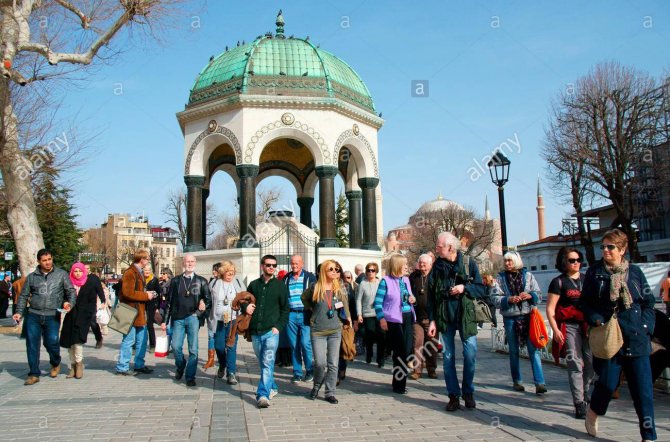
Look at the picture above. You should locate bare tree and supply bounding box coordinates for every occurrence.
[0,0,185,276]
[542,62,668,261]
[162,187,217,248]
[406,205,498,268]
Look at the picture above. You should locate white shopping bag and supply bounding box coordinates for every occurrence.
[155,334,168,358]
[96,307,111,325]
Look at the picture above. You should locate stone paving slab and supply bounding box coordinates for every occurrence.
[1,319,669,441]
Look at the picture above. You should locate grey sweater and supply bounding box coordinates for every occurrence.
[302,286,351,335]
[356,279,379,318]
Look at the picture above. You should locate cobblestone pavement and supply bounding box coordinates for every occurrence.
[1,320,669,441]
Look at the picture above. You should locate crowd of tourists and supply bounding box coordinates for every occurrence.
[8,228,667,441]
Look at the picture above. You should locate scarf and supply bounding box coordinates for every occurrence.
[505,271,524,296]
[146,274,154,284]
[69,262,88,288]
[605,259,633,310]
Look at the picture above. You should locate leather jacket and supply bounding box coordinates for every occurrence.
[16,267,77,317]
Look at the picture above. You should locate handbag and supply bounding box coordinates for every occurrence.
[589,311,624,359]
[529,307,549,349]
[108,302,138,335]
[474,299,492,323]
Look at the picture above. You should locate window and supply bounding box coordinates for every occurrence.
[530,266,537,271]
[122,240,127,247]
[541,265,548,270]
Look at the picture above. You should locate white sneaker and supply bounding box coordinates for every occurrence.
[257,397,270,408]
[585,407,598,437]
[269,389,278,400]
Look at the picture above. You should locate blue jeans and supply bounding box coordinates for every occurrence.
[116,326,148,372]
[503,317,545,385]
[251,330,279,401]
[214,320,238,375]
[208,329,214,350]
[171,314,200,381]
[285,311,313,377]
[591,355,656,441]
[25,313,61,377]
[441,325,477,396]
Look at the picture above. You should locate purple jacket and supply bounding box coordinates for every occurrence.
[374,275,415,323]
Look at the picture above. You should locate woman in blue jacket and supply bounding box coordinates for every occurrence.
[581,229,656,441]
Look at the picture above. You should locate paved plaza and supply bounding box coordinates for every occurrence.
[1,318,669,442]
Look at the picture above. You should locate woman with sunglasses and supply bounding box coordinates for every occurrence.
[356,262,383,367]
[301,260,351,404]
[546,247,594,419]
[581,229,656,441]
[374,254,415,394]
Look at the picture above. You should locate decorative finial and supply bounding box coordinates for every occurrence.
[276,10,285,37]
[437,192,443,200]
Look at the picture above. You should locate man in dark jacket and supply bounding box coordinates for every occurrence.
[283,254,316,383]
[162,254,211,387]
[13,249,77,385]
[427,232,484,411]
[247,254,289,408]
[409,253,438,380]
[0,273,11,318]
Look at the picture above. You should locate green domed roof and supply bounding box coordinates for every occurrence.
[188,16,375,113]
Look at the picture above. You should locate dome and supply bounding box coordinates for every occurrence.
[416,194,464,214]
[188,12,375,113]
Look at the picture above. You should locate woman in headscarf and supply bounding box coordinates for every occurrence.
[581,229,656,441]
[60,263,100,379]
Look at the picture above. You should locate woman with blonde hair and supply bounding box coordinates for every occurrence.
[301,260,351,404]
[209,260,246,385]
[374,253,416,394]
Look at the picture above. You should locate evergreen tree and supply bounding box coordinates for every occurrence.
[335,192,349,247]
[32,152,82,268]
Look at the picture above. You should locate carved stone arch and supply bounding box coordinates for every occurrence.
[184,125,242,176]
[333,130,378,178]
[244,117,330,167]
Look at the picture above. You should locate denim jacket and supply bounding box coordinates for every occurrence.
[580,260,655,357]
[491,269,541,317]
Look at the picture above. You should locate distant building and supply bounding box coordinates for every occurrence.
[81,214,178,276]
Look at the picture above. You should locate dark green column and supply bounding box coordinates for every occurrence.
[345,190,363,248]
[358,177,380,250]
[297,196,314,228]
[201,187,209,249]
[184,175,205,252]
[236,165,259,248]
[316,166,338,248]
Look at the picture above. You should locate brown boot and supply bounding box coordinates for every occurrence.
[24,376,40,386]
[203,349,215,371]
[75,362,84,379]
[66,366,76,379]
[50,364,60,378]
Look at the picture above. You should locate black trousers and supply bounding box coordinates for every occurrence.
[89,312,102,342]
[387,312,414,393]
[146,303,157,348]
[0,297,9,318]
[362,317,385,365]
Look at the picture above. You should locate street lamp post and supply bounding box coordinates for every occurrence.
[487,151,511,252]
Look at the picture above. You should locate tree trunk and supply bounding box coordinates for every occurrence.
[0,77,44,276]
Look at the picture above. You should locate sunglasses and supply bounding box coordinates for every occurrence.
[366,269,376,273]
[264,263,278,268]
[600,244,617,251]
[327,267,341,273]
[567,258,582,264]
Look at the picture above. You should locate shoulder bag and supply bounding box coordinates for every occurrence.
[108,273,140,335]
[589,310,623,359]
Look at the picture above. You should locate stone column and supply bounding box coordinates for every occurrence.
[359,177,380,250]
[184,175,205,252]
[236,165,259,248]
[345,190,362,248]
[201,187,209,249]
[297,196,314,228]
[316,166,338,247]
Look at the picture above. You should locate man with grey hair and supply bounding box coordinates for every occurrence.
[427,232,484,411]
[409,253,438,379]
[354,264,365,285]
[161,254,211,387]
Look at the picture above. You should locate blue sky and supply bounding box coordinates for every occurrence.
[62,1,670,247]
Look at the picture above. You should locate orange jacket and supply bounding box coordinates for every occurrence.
[661,278,670,302]
[12,276,26,305]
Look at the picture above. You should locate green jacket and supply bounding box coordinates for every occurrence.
[427,253,484,340]
[247,276,289,336]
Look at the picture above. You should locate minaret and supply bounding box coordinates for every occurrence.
[484,195,490,220]
[536,176,546,240]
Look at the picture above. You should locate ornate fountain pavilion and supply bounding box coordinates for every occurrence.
[177,12,384,280]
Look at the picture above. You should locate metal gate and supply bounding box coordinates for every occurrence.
[259,225,318,274]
